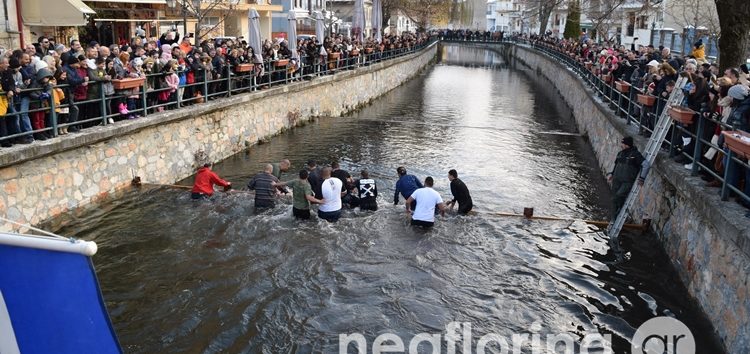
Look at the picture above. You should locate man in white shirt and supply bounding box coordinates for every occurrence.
[405,177,446,228]
[318,167,343,222]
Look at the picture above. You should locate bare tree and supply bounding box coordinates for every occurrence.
[520,0,567,35]
[665,0,720,35]
[181,0,240,41]
[399,0,452,29]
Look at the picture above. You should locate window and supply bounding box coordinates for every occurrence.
[201,17,220,28]
[627,12,635,36]
[637,15,649,30]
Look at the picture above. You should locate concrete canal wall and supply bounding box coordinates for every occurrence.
[496,42,748,353]
[0,43,437,231]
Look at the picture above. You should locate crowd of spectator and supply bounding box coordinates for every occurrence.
[0,30,431,147]
[528,33,750,206]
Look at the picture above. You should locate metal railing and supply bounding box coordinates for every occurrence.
[0,38,437,147]
[523,39,750,207]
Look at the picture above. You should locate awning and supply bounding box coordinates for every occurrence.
[22,0,95,27]
[83,0,166,3]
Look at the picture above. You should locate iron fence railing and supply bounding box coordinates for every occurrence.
[0,38,437,146]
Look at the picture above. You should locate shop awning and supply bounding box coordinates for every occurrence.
[22,0,95,27]
[83,0,166,3]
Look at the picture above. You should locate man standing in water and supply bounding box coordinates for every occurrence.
[319,167,343,222]
[405,177,446,228]
[271,159,291,179]
[355,170,378,211]
[446,169,473,214]
[607,136,650,217]
[191,163,232,199]
[248,164,280,209]
[274,170,325,220]
[306,159,323,199]
[394,166,423,209]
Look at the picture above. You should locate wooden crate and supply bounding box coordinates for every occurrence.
[112,77,145,90]
[668,106,696,125]
[723,131,750,159]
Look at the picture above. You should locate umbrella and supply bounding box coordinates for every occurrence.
[371,0,382,42]
[287,11,298,61]
[314,11,327,56]
[352,0,365,42]
[248,8,263,64]
[315,11,326,41]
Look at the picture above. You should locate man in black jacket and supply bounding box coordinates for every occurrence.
[446,169,473,215]
[607,136,650,217]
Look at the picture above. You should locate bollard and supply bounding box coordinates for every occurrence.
[523,207,534,218]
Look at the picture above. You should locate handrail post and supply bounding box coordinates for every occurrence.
[140,81,148,117]
[203,68,209,100]
[691,114,705,175]
[100,82,108,125]
[49,86,58,137]
[721,150,733,201]
[225,65,232,96]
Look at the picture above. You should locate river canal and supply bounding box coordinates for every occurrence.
[58,44,721,353]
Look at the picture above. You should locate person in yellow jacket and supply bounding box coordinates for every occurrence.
[691,39,706,65]
[51,71,68,135]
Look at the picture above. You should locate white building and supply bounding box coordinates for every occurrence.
[385,10,414,35]
[486,0,523,32]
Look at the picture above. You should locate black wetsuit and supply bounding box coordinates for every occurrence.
[450,178,473,214]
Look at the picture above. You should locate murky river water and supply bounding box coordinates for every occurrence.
[58,45,722,353]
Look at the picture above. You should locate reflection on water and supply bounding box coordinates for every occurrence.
[57,44,722,353]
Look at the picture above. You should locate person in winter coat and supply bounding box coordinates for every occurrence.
[87,57,111,124]
[62,56,86,132]
[158,59,179,109]
[691,39,706,65]
[722,85,750,205]
[607,136,650,217]
[191,162,231,199]
[28,68,53,140]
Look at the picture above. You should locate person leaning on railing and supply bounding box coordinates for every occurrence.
[721,85,750,205]
[0,56,13,147]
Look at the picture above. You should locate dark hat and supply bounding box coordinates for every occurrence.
[397,166,406,175]
[694,39,703,48]
[66,56,79,65]
[622,136,634,147]
[8,57,20,69]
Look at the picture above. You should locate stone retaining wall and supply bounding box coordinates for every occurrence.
[0,43,437,231]
[502,42,749,353]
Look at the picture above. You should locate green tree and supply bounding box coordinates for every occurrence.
[563,0,581,40]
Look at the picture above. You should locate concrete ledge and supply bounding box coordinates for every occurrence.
[0,43,436,169]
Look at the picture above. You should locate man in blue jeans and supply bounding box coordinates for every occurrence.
[318,167,343,222]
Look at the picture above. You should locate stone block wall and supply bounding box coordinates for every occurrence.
[507,43,749,353]
[0,44,437,231]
